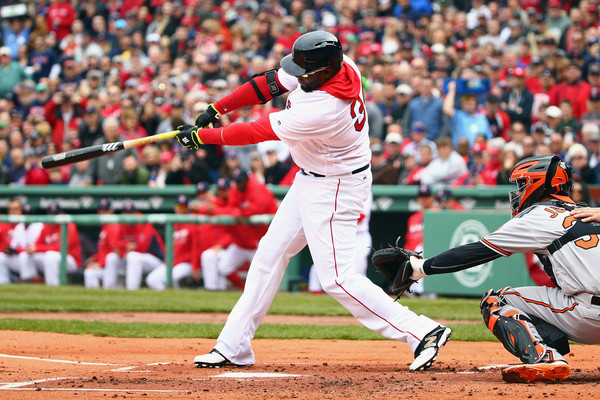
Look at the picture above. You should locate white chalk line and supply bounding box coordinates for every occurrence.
[0,353,121,366]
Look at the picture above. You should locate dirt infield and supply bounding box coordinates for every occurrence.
[1,316,600,399]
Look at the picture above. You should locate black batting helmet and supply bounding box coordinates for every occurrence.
[280,31,343,77]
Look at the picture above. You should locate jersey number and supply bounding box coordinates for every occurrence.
[350,97,366,132]
[561,214,600,250]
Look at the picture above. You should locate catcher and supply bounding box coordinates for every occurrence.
[372,155,600,383]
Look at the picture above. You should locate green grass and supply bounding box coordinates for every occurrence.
[0,285,492,341]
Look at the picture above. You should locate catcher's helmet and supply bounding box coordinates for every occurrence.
[509,155,573,217]
[280,31,343,77]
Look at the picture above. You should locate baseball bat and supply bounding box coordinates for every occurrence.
[41,130,180,169]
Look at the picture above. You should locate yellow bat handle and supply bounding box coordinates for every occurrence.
[123,130,180,149]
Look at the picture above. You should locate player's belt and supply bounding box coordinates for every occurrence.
[300,164,369,178]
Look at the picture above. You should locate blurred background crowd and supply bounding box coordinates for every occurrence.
[0,0,599,205]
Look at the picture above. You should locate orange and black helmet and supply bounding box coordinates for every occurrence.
[509,155,573,217]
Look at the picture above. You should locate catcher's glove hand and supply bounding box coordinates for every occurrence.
[371,244,421,300]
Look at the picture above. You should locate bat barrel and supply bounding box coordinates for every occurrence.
[41,143,123,169]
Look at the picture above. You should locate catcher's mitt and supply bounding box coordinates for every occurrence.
[371,245,421,299]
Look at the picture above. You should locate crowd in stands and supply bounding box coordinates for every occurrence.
[1,0,600,200]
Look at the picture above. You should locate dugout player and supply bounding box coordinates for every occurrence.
[176,31,451,371]
[394,155,600,383]
[83,198,124,289]
[146,195,199,290]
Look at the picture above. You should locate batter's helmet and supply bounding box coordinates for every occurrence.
[509,155,573,217]
[280,31,343,77]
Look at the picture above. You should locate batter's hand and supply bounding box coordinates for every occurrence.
[570,207,600,223]
[195,104,220,128]
[176,124,204,150]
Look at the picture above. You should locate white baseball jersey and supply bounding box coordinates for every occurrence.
[481,202,600,296]
[270,55,371,176]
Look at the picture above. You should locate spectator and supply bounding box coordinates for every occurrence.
[436,188,463,210]
[402,76,444,141]
[580,89,600,126]
[443,81,492,149]
[571,178,595,207]
[68,159,93,187]
[0,46,28,98]
[371,143,399,185]
[44,90,85,152]
[18,202,82,286]
[83,198,124,289]
[565,143,595,184]
[555,99,580,139]
[550,62,591,121]
[401,121,437,164]
[481,93,511,141]
[500,67,535,130]
[146,195,200,290]
[421,136,468,186]
[120,153,150,185]
[78,106,103,148]
[90,117,137,185]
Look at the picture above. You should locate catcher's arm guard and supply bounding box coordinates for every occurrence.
[371,246,422,300]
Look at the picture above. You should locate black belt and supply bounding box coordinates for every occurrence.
[592,296,600,306]
[300,164,369,178]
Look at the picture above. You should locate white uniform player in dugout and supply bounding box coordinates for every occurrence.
[388,155,600,383]
[176,31,451,371]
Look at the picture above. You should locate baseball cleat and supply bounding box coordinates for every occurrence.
[502,360,570,383]
[194,348,247,368]
[410,325,452,371]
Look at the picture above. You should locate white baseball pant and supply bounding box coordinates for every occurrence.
[146,262,193,290]
[0,253,21,284]
[213,170,440,365]
[83,252,123,289]
[201,248,228,290]
[125,251,164,290]
[19,251,78,286]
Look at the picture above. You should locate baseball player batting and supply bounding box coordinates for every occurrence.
[177,31,451,370]
[372,155,600,383]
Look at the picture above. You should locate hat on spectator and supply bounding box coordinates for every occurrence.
[35,82,48,92]
[531,122,547,134]
[472,141,487,155]
[322,12,337,27]
[217,178,231,190]
[431,43,445,54]
[411,121,426,134]
[541,68,554,77]
[146,33,161,43]
[530,56,543,66]
[98,198,112,211]
[542,36,557,45]
[30,130,41,140]
[488,60,501,70]
[453,41,466,51]
[232,168,249,181]
[196,181,210,193]
[548,0,561,8]
[85,106,98,114]
[175,194,189,206]
[417,185,432,197]
[589,36,599,45]
[122,201,137,213]
[115,19,127,30]
[0,46,10,56]
[125,78,138,88]
[526,7,538,15]
[554,49,567,58]
[510,66,526,78]
[384,132,403,144]
[436,188,454,201]
[396,83,413,96]
[486,93,500,103]
[545,105,562,118]
[48,202,62,214]
[87,69,103,80]
[590,88,600,101]
[225,148,238,159]
[371,143,384,155]
[159,151,174,163]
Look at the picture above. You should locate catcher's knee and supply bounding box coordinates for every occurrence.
[482,302,544,364]
[480,287,511,329]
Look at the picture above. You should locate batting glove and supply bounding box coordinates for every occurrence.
[176,124,204,149]
[195,104,221,128]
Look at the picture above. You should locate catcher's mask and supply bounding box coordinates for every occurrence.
[280,31,343,77]
[509,155,573,217]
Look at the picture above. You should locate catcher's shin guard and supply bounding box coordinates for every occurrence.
[480,289,544,364]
